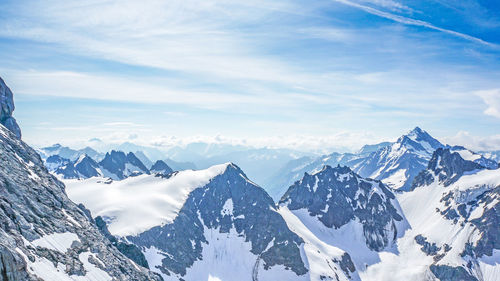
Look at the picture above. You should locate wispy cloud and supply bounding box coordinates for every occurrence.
[442,131,500,152]
[1,0,500,150]
[476,89,500,118]
[332,0,496,47]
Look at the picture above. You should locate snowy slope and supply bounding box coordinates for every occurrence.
[363,150,500,281]
[64,164,228,236]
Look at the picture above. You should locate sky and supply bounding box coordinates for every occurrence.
[0,0,499,152]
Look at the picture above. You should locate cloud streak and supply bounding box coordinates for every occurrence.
[332,0,496,47]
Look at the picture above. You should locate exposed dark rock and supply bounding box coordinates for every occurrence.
[0,77,21,139]
[414,234,441,256]
[280,165,404,251]
[468,186,500,258]
[95,216,149,268]
[0,115,159,280]
[412,148,484,190]
[430,265,478,281]
[128,163,307,277]
[150,160,173,175]
[99,150,150,179]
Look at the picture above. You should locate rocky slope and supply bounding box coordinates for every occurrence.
[0,77,21,139]
[0,121,159,280]
[279,165,409,272]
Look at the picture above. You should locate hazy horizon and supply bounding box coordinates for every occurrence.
[1,0,499,152]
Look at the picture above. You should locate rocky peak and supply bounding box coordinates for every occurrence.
[0,77,21,139]
[412,148,485,189]
[150,160,173,174]
[101,150,127,164]
[99,150,149,179]
[398,126,443,152]
[281,165,405,251]
[127,162,307,279]
[73,154,101,178]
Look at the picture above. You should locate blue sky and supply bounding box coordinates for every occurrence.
[0,0,499,152]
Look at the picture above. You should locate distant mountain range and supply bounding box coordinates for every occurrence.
[266,127,499,200]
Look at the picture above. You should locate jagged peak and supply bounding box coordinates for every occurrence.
[395,127,443,152]
[75,154,98,166]
[428,148,483,172]
[412,148,485,189]
[219,162,246,176]
[312,164,354,177]
[150,160,173,174]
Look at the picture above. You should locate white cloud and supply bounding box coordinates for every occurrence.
[442,131,500,151]
[359,0,412,12]
[476,89,500,118]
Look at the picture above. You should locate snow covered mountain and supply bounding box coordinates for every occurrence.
[480,150,500,163]
[0,78,159,280]
[64,163,359,281]
[46,150,152,180]
[98,150,150,180]
[265,152,368,200]
[52,155,103,179]
[149,160,173,175]
[447,146,498,170]
[38,143,103,162]
[267,127,444,199]
[355,127,444,191]
[363,148,500,280]
[278,165,409,272]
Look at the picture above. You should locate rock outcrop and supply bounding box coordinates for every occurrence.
[0,77,21,139]
[0,77,160,280]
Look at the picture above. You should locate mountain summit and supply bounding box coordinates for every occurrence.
[267,127,445,198]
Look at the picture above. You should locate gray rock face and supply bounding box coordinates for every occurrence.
[150,160,173,175]
[457,186,500,259]
[414,234,441,256]
[99,150,150,179]
[280,165,405,251]
[94,216,149,269]
[430,265,478,281]
[38,144,103,162]
[0,77,21,139]
[0,124,159,280]
[55,155,102,179]
[412,148,484,189]
[127,163,307,279]
[449,146,499,169]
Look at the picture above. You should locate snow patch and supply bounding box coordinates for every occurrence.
[31,232,80,254]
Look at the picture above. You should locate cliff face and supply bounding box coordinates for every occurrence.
[0,77,21,139]
[0,76,160,280]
